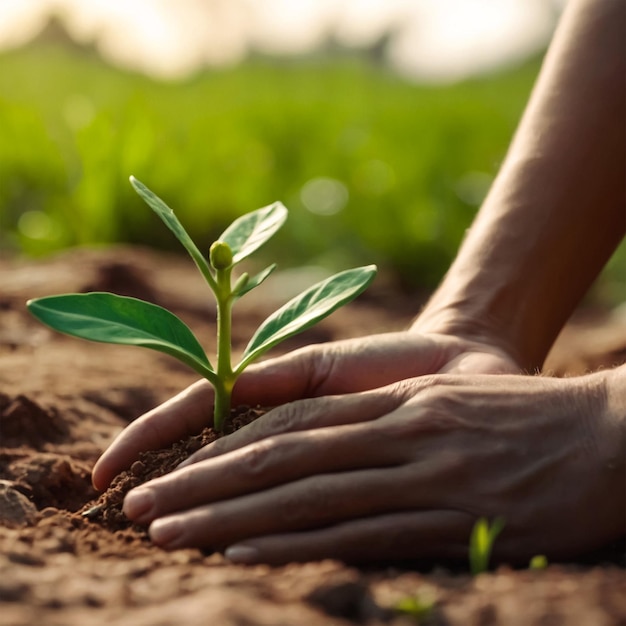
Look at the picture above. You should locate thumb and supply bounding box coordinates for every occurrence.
[91,347,321,491]
[234,331,446,402]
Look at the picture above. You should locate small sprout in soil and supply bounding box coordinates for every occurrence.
[393,592,436,623]
[27,177,377,433]
[529,554,548,570]
[469,516,505,575]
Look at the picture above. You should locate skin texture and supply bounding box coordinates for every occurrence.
[92,0,626,565]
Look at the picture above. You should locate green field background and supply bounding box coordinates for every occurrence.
[1,42,623,301]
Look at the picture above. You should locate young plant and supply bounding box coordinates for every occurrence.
[468,516,505,575]
[529,554,548,570]
[393,592,436,623]
[27,177,377,433]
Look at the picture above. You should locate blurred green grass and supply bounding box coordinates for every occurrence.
[0,41,623,300]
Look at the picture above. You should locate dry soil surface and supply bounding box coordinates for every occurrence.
[1,247,625,626]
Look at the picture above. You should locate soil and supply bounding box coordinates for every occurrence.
[1,246,625,626]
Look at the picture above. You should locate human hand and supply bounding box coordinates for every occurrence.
[119,367,625,565]
[92,329,520,491]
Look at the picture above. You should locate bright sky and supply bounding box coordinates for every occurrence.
[0,0,565,81]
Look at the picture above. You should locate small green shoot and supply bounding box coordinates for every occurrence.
[529,554,548,570]
[27,177,377,433]
[469,516,505,575]
[394,592,436,623]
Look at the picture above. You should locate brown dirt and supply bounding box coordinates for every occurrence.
[80,407,264,532]
[0,246,625,626]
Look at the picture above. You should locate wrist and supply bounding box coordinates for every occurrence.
[410,299,527,370]
[591,365,626,534]
[603,365,626,464]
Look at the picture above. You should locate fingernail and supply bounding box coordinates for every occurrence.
[225,544,260,565]
[123,489,154,520]
[150,518,182,547]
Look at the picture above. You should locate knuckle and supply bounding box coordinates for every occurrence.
[409,376,460,411]
[269,392,338,432]
[236,438,276,480]
[310,352,337,395]
[389,378,421,401]
[390,374,446,402]
[265,402,302,434]
[384,378,465,439]
[296,343,339,396]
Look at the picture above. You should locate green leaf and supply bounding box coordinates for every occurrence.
[233,264,277,301]
[469,517,505,575]
[129,176,216,289]
[236,265,377,372]
[27,293,216,381]
[220,202,287,264]
[469,518,488,574]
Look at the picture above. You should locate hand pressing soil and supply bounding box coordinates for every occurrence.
[80,406,265,532]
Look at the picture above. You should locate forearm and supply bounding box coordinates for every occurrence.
[413,0,625,370]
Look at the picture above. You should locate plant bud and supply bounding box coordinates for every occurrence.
[209,241,233,269]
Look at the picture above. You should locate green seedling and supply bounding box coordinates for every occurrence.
[529,554,548,570]
[469,516,505,575]
[394,592,436,623]
[27,177,377,433]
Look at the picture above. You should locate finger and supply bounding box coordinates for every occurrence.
[141,458,460,550]
[230,332,446,400]
[145,468,410,549]
[93,332,444,490]
[92,348,326,490]
[179,383,409,468]
[226,512,542,566]
[225,510,475,565]
[92,344,337,490]
[124,417,407,525]
[92,379,214,490]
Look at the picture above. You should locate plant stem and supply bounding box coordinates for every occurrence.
[213,265,236,433]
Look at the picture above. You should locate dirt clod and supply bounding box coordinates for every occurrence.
[0,482,38,527]
[1,395,69,448]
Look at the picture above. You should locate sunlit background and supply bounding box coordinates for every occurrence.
[0,0,563,81]
[0,0,622,299]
